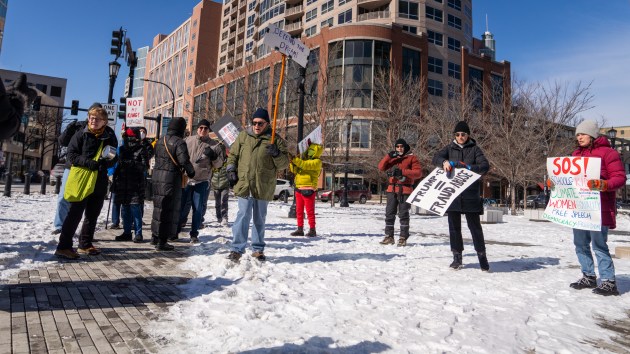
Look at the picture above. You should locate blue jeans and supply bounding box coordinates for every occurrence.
[573,227,615,281]
[53,168,70,230]
[231,196,268,254]
[179,181,209,237]
[122,204,143,237]
[111,194,121,226]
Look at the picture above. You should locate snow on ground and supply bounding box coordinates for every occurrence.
[1,193,630,353]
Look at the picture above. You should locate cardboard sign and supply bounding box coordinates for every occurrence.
[210,115,243,147]
[407,167,481,216]
[261,23,310,68]
[298,125,322,153]
[542,156,602,231]
[126,97,144,127]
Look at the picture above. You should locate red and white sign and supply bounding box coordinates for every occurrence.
[126,97,144,127]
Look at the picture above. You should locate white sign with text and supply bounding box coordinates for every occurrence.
[298,125,322,153]
[125,97,144,127]
[102,103,118,129]
[407,167,481,216]
[261,23,310,68]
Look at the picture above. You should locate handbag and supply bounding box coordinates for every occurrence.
[64,142,104,202]
[163,137,188,188]
[298,189,315,197]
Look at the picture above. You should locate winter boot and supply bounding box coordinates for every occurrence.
[449,252,463,270]
[380,236,395,245]
[306,228,317,237]
[133,235,143,243]
[569,273,597,290]
[592,280,620,296]
[190,236,199,244]
[150,236,159,246]
[397,236,408,247]
[227,251,242,262]
[477,252,490,271]
[115,233,133,241]
[290,227,304,236]
[155,243,175,251]
[251,251,266,261]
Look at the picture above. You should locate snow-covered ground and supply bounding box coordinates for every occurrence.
[1,193,630,353]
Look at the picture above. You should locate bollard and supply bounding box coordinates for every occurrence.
[55,175,62,194]
[3,173,12,197]
[40,175,47,195]
[23,173,31,195]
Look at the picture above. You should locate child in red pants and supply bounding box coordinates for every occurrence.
[289,142,323,237]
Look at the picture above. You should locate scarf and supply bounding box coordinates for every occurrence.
[88,125,105,137]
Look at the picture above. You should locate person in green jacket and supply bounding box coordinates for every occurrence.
[211,143,230,226]
[226,108,289,262]
[289,141,323,237]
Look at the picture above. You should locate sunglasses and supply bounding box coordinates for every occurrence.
[198,126,209,131]
[395,145,405,148]
[252,121,267,127]
[455,133,468,137]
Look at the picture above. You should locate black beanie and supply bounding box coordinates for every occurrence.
[198,119,211,128]
[252,107,270,123]
[453,121,470,134]
[395,138,410,155]
[168,117,187,138]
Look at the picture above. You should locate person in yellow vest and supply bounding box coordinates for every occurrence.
[289,141,323,237]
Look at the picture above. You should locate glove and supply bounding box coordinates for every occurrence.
[86,160,99,171]
[204,146,217,160]
[456,161,471,170]
[388,151,399,158]
[546,178,555,191]
[392,167,403,178]
[226,164,238,186]
[587,179,608,191]
[265,144,280,157]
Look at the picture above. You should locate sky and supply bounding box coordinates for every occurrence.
[1,0,628,127]
[1,193,630,352]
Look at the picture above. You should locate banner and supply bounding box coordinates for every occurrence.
[298,125,322,153]
[542,156,601,231]
[210,115,243,147]
[406,167,481,216]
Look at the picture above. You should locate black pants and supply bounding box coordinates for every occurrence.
[384,192,410,237]
[214,188,229,221]
[447,212,486,253]
[57,182,107,250]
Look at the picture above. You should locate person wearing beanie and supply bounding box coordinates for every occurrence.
[226,107,289,262]
[150,117,195,251]
[432,120,490,271]
[378,138,422,246]
[289,141,324,237]
[568,120,626,296]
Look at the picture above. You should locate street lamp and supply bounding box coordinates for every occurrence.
[141,78,175,118]
[607,127,617,148]
[340,113,353,207]
[108,61,121,104]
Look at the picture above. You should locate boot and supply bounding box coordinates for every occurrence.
[449,252,463,270]
[380,235,395,245]
[115,233,133,241]
[155,243,175,251]
[306,228,317,237]
[397,237,407,247]
[592,280,620,296]
[290,227,304,236]
[477,252,489,271]
[150,236,159,246]
[569,273,597,290]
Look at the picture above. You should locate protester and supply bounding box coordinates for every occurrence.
[227,108,289,262]
[151,118,195,251]
[54,107,117,259]
[289,141,323,237]
[432,121,490,271]
[211,143,230,226]
[0,74,36,140]
[377,138,422,246]
[112,127,150,243]
[568,120,626,296]
[177,119,224,243]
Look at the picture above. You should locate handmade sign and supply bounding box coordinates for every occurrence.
[407,167,480,216]
[298,125,322,153]
[210,115,243,147]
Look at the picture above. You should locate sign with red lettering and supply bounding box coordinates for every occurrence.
[126,97,144,127]
[543,157,601,230]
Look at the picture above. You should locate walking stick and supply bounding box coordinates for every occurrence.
[105,182,112,229]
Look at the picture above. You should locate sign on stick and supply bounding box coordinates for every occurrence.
[261,23,310,68]
[126,97,144,127]
[210,115,243,147]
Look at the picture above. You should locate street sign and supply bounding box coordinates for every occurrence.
[102,103,118,129]
[126,97,144,127]
[123,77,131,97]
[261,23,310,68]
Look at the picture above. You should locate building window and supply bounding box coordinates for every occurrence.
[321,17,333,28]
[305,25,317,37]
[247,27,255,38]
[468,67,483,109]
[35,84,47,94]
[50,86,62,97]
[245,42,254,52]
[188,73,193,80]
[402,47,420,79]
[338,9,352,24]
[249,1,256,11]
[425,6,443,22]
[448,61,461,78]
[306,8,318,22]
[448,37,461,51]
[338,0,349,5]
[428,56,443,74]
[402,25,417,34]
[448,0,461,11]
[321,0,334,14]
[344,120,371,149]
[192,33,196,40]
[428,79,443,96]
[307,0,317,5]
[447,14,462,29]
[399,0,419,20]
[427,30,443,46]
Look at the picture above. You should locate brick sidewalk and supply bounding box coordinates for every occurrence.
[0,221,200,354]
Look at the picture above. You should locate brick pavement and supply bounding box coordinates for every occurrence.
[0,218,200,354]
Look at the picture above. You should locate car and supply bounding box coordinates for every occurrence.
[319,184,372,204]
[533,194,549,209]
[523,195,538,208]
[274,178,294,201]
[483,198,499,206]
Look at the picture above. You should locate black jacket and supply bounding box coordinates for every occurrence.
[59,120,87,169]
[113,139,149,205]
[67,125,118,196]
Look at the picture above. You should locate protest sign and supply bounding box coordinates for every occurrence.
[210,115,243,147]
[542,156,601,231]
[126,97,144,127]
[407,167,481,216]
[298,125,322,153]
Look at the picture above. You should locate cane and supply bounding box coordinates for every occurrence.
[105,182,112,229]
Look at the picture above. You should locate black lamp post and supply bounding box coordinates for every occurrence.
[108,61,121,104]
[142,78,175,118]
[607,127,617,148]
[340,114,353,207]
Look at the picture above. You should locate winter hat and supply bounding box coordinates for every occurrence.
[125,127,136,137]
[453,121,470,135]
[252,107,270,123]
[394,138,410,155]
[88,102,103,110]
[575,120,600,138]
[168,117,187,138]
[198,119,211,128]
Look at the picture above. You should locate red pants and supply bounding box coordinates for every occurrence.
[296,191,316,229]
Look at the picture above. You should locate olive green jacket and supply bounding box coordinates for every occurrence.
[227,126,289,200]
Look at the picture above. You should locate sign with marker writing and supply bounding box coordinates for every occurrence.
[125,97,144,127]
[298,125,322,153]
[210,115,243,147]
[261,23,310,68]
[542,156,601,231]
[406,167,480,216]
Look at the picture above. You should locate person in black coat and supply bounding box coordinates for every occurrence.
[151,117,195,250]
[432,121,490,271]
[55,107,118,259]
[113,127,149,243]
[0,73,36,140]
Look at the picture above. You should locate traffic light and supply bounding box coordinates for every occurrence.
[111,28,124,57]
[71,100,79,115]
[32,96,41,111]
[118,97,126,120]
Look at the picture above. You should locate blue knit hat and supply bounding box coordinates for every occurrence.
[252,108,270,123]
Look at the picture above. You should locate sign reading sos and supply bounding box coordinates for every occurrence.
[550,157,591,176]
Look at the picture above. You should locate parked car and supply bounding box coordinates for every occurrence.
[533,194,550,209]
[483,198,499,206]
[274,178,294,200]
[522,195,538,208]
[319,184,372,204]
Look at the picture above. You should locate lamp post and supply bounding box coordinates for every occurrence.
[543,150,548,198]
[142,78,175,119]
[108,61,121,104]
[340,114,353,207]
[607,127,617,148]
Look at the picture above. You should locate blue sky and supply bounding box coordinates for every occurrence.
[1,0,628,127]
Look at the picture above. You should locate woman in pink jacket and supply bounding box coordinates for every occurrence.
[569,120,626,296]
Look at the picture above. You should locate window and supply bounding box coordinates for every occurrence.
[346,120,371,149]
[448,0,461,11]
[338,9,352,24]
[338,0,349,5]
[247,14,256,26]
[249,1,256,11]
[50,86,62,97]
[321,17,333,28]
[307,0,317,5]
[246,42,254,52]
[426,6,443,22]
[402,25,417,34]
[305,25,317,37]
[402,47,420,79]
[428,79,443,96]
[428,56,443,74]
[399,0,419,20]
[247,27,255,38]
[427,30,443,46]
[321,0,334,14]
[448,14,462,29]
[448,62,461,78]
[448,37,461,51]
[468,67,483,109]
[306,8,318,22]
[35,84,47,94]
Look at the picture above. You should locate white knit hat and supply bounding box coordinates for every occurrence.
[575,120,599,138]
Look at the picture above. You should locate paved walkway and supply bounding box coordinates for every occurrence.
[0,215,200,354]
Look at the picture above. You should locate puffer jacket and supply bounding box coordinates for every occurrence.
[212,162,229,190]
[572,136,626,229]
[432,138,490,214]
[113,138,149,205]
[378,152,422,194]
[227,126,289,201]
[185,134,224,183]
[290,143,323,190]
